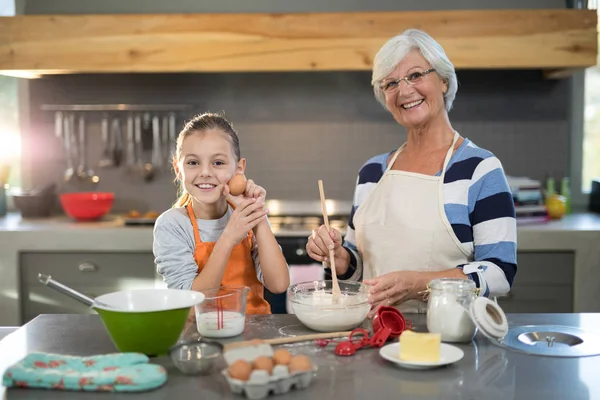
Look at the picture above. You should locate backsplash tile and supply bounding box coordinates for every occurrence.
[24,70,570,214]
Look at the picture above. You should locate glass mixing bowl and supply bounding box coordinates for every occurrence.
[287,280,370,332]
[168,339,223,375]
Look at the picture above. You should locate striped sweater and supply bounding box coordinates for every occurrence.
[340,138,517,298]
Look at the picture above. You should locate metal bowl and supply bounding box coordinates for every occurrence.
[168,339,223,375]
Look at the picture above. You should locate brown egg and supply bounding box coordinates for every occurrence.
[252,356,274,375]
[288,355,313,373]
[228,174,247,196]
[126,210,141,218]
[144,211,159,219]
[272,349,292,366]
[227,359,252,381]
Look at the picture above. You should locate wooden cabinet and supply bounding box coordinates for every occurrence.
[496,252,574,313]
[0,10,596,76]
[20,252,159,323]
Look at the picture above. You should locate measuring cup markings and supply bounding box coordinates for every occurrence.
[196,285,250,338]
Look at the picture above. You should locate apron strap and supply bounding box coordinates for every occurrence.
[440,131,460,181]
[186,203,202,245]
[385,131,458,175]
[384,144,406,174]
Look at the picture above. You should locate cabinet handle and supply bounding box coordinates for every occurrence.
[78,262,97,272]
[295,248,306,256]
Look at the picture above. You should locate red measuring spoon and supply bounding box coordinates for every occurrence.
[334,328,371,356]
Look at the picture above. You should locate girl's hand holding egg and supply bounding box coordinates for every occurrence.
[225,174,267,209]
[227,174,247,196]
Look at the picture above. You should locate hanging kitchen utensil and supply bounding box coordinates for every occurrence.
[76,115,99,184]
[76,115,88,179]
[126,114,136,171]
[54,111,63,139]
[134,114,154,182]
[63,113,75,183]
[151,115,163,170]
[168,112,177,158]
[99,114,113,168]
[161,115,170,170]
[112,117,124,167]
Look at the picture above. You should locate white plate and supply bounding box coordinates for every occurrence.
[379,342,464,370]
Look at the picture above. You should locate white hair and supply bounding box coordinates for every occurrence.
[371,29,458,112]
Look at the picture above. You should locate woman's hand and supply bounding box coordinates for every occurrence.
[306,225,343,262]
[306,225,351,275]
[364,271,426,318]
[221,197,267,247]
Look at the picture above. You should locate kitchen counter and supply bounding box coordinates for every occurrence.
[1,313,600,399]
[1,212,600,325]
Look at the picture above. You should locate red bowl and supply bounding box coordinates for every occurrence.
[59,192,115,221]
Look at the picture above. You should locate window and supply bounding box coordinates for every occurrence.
[0,75,21,189]
[582,8,600,192]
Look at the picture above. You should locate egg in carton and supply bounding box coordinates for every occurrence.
[222,343,317,400]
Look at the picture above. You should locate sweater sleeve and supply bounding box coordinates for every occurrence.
[459,157,518,297]
[153,211,198,290]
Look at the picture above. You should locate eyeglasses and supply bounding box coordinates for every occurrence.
[379,69,437,93]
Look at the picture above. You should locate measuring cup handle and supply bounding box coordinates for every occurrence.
[369,327,391,348]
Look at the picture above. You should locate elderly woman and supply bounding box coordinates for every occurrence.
[307,29,517,317]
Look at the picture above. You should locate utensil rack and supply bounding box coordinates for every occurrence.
[41,104,194,112]
[43,104,194,185]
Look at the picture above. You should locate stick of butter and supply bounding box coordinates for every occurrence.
[399,330,441,363]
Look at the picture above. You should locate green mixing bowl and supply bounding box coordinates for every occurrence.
[93,289,205,356]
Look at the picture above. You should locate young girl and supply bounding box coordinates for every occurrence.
[153,113,289,315]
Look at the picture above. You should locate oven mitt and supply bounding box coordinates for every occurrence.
[2,352,167,392]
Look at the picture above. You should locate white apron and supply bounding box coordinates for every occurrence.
[354,131,473,313]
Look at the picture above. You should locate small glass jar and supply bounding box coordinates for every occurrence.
[426,278,479,343]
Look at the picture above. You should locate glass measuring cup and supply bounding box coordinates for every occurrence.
[195,285,249,339]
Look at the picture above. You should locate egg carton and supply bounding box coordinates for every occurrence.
[222,344,318,400]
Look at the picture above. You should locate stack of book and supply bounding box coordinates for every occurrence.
[506,176,548,225]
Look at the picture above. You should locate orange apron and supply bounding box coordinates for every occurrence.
[186,203,271,315]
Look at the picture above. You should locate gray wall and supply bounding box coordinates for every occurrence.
[26,70,570,214]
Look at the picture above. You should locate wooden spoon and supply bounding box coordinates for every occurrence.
[223,330,357,352]
[318,180,342,304]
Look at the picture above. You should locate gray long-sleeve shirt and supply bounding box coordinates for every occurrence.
[153,206,264,290]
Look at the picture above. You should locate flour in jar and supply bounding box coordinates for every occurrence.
[196,311,245,338]
[426,296,476,343]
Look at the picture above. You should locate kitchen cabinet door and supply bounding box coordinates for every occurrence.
[495,251,575,313]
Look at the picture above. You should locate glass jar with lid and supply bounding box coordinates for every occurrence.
[426,278,479,343]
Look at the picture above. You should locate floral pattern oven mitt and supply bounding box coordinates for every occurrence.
[2,352,167,392]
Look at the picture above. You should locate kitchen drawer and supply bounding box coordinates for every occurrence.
[20,252,157,323]
[496,285,573,313]
[21,252,156,288]
[515,252,574,285]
